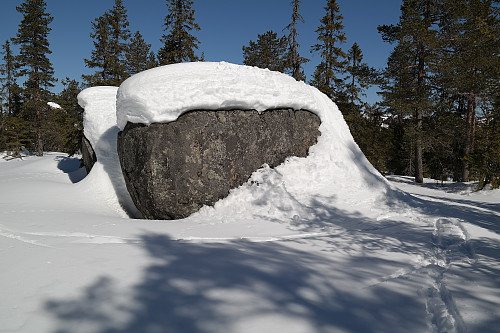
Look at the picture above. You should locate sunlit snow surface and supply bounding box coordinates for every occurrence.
[1,154,499,333]
[1,63,499,332]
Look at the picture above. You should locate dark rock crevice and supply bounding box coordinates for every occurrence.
[81,135,97,174]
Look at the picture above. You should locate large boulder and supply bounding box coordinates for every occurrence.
[118,108,321,220]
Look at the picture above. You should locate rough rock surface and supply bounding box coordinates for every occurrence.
[81,135,97,174]
[117,109,321,220]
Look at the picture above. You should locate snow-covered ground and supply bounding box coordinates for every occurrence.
[1,62,499,332]
[1,153,499,333]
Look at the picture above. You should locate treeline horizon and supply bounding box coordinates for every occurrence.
[0,0,499,188]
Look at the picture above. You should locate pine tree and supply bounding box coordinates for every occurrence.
[126,31,158,75]
[83,0,131,86]
[310,0,347,101]
[158,0,201,65]
[469,93,500,188]
[284,0,309,80]
[378,0,441,183]
[437,0,499,181]
[242,31,288,72]
[12,0,56,156]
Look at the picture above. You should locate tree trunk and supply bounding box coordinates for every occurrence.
[35,70,43,157]
[414,108,424,183]
[462,93,476,181]
[414,39,426,184]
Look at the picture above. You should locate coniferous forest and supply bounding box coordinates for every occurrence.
[0,0,499,188]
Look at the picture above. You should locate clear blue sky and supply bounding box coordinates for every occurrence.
[0,0,402,102]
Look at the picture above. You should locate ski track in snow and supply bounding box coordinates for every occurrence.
[420,218,476,333]
[0,224,54,248]
[1,226,334,246]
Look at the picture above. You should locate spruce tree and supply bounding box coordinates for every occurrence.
[345,43,378,107]
[126,31,158,75]
[310,0,347,101]
[242,31,288,72]
[342,42,380,163]
[1,40,24,153]
[158,0,201,65]
[0,41,22,116]
[83,0,131,86]
[378,0,441,183]
[284,0,309,80]
[12,0,56,156]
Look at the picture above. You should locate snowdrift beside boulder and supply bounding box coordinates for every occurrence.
[77,86,140,218]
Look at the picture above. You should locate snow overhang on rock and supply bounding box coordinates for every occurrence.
[116,61,327,130]
[115,62,387,196]
[77,86,119,148]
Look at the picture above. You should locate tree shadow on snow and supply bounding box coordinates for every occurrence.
[44,142,499,332]
[45,231,433,333]
[43,194,500,333]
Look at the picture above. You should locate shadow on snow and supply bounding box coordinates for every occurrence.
[55,155,87,184]
[44,146,499,332]
[44,232,429,333]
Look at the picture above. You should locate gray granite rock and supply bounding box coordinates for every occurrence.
[81,135,96,174]
[117,109,321,220]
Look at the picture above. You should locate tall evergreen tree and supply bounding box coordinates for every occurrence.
[310,0,347,101]
[284,0,309,80]
[126,31,158,75]
[468,93,500,188]
[12,0,56,156]
[242,31,288,72]
[158,0,201,65]
[83,0,131,86]
[345,43,378,106]
[0,40,25,153]
[341,42,381,162]
[378,0,441,183]
[0,40,22,116]
[437,0,499,181]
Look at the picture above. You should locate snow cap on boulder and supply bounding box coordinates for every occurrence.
[78,86,119,148]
